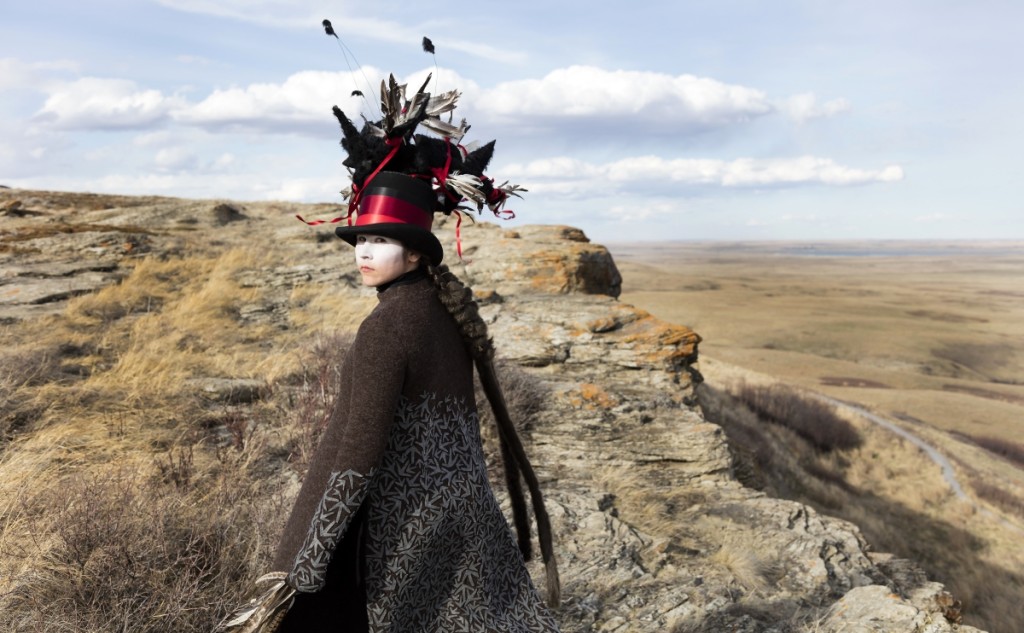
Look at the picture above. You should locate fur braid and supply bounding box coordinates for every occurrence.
[426,264,560,606]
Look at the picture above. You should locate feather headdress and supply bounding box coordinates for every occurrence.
[333,72,524,219]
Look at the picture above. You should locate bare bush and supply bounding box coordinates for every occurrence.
[1,347,65,444]
[971,480,1024,519]
[0,465,277,633]
[961,433,1024,468]
[284,331,353,473]
[733,382,861,452]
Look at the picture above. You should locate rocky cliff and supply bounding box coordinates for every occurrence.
[0,189,981,632]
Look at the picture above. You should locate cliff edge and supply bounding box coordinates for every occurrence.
[0,189,981,632]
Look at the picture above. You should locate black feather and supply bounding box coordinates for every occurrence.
[462,141,496,176]
[351,90,363,97]
[411,135,451,173]
[422,36,435,54]
[322,19,337,38]
[388,98,430,141]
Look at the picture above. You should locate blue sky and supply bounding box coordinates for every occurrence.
[2,0,1021,241]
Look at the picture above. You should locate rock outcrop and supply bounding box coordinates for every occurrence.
[0,189,983,632]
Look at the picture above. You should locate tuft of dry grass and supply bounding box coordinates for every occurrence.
[0,346,65,445]
[280,331,353,472]
[970,479,1024,519]
[0,322,367,632]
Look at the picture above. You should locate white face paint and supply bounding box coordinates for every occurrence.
[354,234,419,287]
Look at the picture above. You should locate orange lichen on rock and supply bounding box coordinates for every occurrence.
[621,312,702,371]
[565,382,619,410]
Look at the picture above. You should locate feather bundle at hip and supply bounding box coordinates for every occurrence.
[217,572,296,633]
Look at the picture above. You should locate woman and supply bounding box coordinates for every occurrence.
[221,73,559,633]
[270,170,560,632]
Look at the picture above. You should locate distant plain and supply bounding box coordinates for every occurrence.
[610,240,1024,445]
[609,240,1024,624]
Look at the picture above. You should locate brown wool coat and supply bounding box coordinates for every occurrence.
[272,276,559,632]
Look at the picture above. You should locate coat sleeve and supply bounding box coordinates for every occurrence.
[272,308,407,593]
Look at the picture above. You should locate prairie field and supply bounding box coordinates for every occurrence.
[612,240,1024,631]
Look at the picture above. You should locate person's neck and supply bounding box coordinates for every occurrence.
[376,267,426,294]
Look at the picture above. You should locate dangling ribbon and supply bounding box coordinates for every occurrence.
[431,138,462,206]
[295,208,352,226]
[295,138,404,227]
[431,140,470,262]
[452,208,469,263]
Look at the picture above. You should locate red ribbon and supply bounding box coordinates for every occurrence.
[295,209,352,226]
[452,208,469,262]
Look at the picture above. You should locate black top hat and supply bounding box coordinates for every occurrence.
[334,171,444,266]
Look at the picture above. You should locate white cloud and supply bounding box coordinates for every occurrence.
[26,64,773,139]
[505,155,904,197]
[175,69,380,132]
[477,66,772,130]
[212,153,236,170]
[176,54,213,65]
[745,213,819,227]
[603,201,681,224]
[155,147,199,172]
[36,78,185,130]
[0,57,79,91]
[780,92,851,123]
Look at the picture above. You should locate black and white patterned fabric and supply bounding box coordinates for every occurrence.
[362,392,558,631]
[289,467,375,592]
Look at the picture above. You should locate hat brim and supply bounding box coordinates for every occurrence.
[335,223,444,266]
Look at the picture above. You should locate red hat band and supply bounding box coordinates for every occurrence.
[356,193,433,231]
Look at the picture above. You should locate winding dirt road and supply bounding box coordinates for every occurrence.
[815,395,967,499]
[815,394,1024,534]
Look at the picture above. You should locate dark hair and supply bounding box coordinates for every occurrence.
[426,264,561,607]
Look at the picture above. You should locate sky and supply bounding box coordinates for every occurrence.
[2,0,1022,242]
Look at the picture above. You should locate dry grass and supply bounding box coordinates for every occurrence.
[280,331,354,472]
[0,452,281,632]
[697,382,1024,633]
[0,236,371,631]
[0,322,374,631]
[958,433,1024,468]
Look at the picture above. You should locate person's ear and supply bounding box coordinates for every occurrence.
[406,250,422,265]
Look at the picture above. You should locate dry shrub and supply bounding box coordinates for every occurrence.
[1,347,66,445]
[282,331,354,472]
[971,479,1024,519]
[672,599,812,633]
[733,382,861,452]
[0,463,278,633]
[961,433,1024,468]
